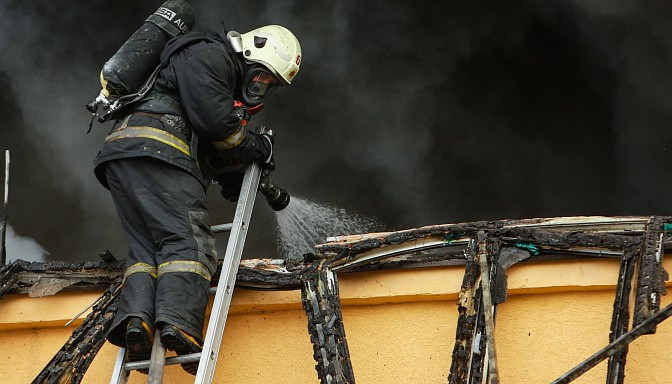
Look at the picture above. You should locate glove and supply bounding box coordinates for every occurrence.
[209,130,273,173]
[214,172,245,202]
[254,131,275,171]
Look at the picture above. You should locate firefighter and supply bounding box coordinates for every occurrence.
[93,24,301,375]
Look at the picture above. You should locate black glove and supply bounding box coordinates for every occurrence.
[254,132,275,171]
[207,130,274,174]
[214,172,244,202]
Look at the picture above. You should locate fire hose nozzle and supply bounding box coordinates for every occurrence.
[258,173,290,211]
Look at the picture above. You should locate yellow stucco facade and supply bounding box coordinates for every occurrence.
[2,258,671,383]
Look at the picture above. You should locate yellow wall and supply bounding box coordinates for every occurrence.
[1,258,671,383]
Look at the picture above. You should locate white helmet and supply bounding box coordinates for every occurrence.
[238,25,302,85]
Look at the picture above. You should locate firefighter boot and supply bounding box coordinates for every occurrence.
[160,324,203,375]
[125,317,154,374]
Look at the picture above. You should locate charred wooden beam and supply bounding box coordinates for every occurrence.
[7,259,125,273]
[633,217,669,332]
[0,260,121,297]
[499,227,640,254]
[502,216,651,233]
[449,237,485,384]
[0,262,23,299]
[479,236,500,384]
[336,247,468,272]
[214,258,303,290]
[606,243,640,384]
[32,277,122,384]
[0,251,497,298]
[301,260,355,384]
[328,236,471,272]
[551,301,672,384]
[5,260,124,293]
[0,260,124,298]
[317,221,503,260]
[0,259,306,298]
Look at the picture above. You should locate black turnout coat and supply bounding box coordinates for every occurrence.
[95,26,265,189]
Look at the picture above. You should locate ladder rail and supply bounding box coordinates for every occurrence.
[195,162,262,383]
[111,348,129,384]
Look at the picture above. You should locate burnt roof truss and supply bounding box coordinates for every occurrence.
[313,216,671,384]
[5,216,670,383]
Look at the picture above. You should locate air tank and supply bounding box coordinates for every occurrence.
[100,0,195,97]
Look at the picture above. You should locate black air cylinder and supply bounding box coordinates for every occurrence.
[100,0,195,97]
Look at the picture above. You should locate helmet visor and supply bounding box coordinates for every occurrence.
[242,67,281,106]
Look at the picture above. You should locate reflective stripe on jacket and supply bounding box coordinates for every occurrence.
[94,112,203,189]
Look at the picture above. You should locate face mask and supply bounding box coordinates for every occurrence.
[241,66,281,106]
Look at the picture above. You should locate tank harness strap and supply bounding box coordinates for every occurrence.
[146,89,185,115]
[105,115,191,156]
[157,260,212,282]
[133,111,164,120]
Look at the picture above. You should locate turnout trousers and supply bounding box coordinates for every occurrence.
[104,157,218,347]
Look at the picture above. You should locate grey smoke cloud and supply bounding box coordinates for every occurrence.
[5,225,49,263]
[1,1,671,262]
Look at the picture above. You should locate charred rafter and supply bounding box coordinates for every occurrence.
[448,237,484,384]
[317,221,502,260]
[301,260,354,384]
[0,262,23,299]
[0,260,123,298]
[33,277,123,384]
[498,227,641,253]
[606,242,640,384]
[633,217,669,331]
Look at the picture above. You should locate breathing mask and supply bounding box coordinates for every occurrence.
[240,65,281,106]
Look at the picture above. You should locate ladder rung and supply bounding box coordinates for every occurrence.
[211,223,233,233]
[123,352,202,371]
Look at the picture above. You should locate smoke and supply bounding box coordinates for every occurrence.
[1,1,672,262]
[0,2,157,261]
[568,0,672,213]
[5,225,49,263]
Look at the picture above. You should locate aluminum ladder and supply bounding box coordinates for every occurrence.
[109,161,264,384]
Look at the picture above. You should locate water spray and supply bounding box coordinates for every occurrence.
[275,196,383,260]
